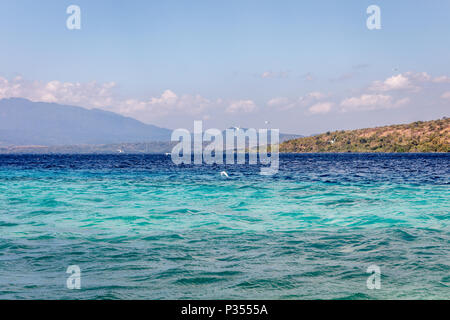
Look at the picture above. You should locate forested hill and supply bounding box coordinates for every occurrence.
[280,118,449,153]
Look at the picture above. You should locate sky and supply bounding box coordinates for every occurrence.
[0,0,449,134]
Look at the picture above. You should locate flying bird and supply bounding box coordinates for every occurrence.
[220,171,230,178]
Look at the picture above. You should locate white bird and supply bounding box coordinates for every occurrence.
[220,171,230,178]
[264,120,270,125]
[117,149,123,153]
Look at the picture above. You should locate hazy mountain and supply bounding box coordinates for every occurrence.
[0,141,176,154]
[0,98,172,146]
[223,127,302,143]
[0,98,304,151]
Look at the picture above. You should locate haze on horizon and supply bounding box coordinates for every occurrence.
[0,0,449,135]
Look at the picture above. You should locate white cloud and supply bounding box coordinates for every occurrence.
[355,71,450,111]
[266,91,327,110]
[118,90,216,119]
[441,91,450,99]
[308,102,333,114]
[267,97,289,107]
[340,94,409,112]
[368,72,446,93]
[2,71,448,126]
[226,100,257,113]
[369,74,415,92]
[260,71,289,79]
[306,91,325,100]
[0,76,117,107]
[148,89,178,105]
[348,71,450,112]
[433,76,450,83]
[405,71,431,82]
[0,76,220,121]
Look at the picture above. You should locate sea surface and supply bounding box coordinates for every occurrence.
[0,153,449,299]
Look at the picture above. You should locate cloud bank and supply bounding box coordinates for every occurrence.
[0,71,448,131]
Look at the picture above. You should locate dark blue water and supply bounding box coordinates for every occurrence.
[0,154,449,299]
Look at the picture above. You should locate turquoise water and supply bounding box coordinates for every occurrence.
[0,154,449,299]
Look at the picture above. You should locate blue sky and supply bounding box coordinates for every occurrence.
[0,0,449,134]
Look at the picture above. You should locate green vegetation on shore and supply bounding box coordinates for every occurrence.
[281,118,450,153]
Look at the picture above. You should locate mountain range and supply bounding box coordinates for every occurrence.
[0,98,172,146]
[0,98,301,153]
